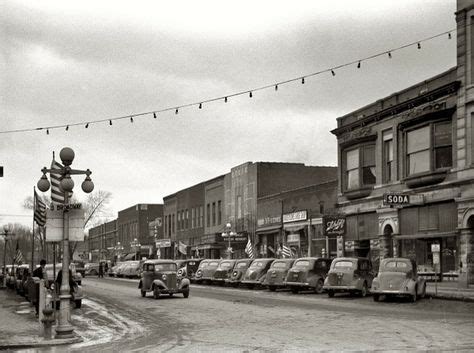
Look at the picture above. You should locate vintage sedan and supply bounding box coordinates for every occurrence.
[241,258,275,289]
[323,257,374,297]
[263,259,295,291]
[15,265,31,296]
[44,264,84,308]
[138,260,190,299]
[285,257,331,294]
[371,258,426,302]
[121,261,142,278]
[212,259,237,284]
[226,259,254,287]
[194,259,221,284]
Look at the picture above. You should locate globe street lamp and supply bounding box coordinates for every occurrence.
[1,225,14,289]
[130,238,141,261]
[115,242,124,262]
[221,223,236,259]
[37,147,94,339]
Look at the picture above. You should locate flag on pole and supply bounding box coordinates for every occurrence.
[245,235,254,258]
[14,241,24,265]
[50,153,72,204]
[178,241,187,255]
[34,189,46,227]
[282,244,292,258]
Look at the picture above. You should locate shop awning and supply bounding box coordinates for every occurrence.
[256,224,281,234]
[283,222,307,232]
[191,244,222,250]
[393,231,459,240]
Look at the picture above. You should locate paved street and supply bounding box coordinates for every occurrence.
[49,277,474,352]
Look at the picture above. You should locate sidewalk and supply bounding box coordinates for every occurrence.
[426,281,474,302]
[0,288,82,350]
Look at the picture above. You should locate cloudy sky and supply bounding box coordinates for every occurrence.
[1,0,457,227]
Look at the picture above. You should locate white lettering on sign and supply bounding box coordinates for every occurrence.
[326,219,345,233]
[283,210,307,223]
[431,244,440,252]
[384,193,410,205]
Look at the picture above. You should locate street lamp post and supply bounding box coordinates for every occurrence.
[115,242,124,262]
[1,225,14,288]
[221,223,236,259]
[130,238,141,261]
[37,147,94,339]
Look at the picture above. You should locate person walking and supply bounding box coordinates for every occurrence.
[98,262,104,278]
[32,259,47,316]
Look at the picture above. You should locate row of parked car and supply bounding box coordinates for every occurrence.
[171,256,427,302]
[1,263,84,308]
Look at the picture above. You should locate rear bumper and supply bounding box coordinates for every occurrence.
[323,285,360,291]
[285,281,311,287]
[371,289,411,296]
[241,280,261,285]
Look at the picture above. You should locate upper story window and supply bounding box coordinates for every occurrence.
[344,144,376,191]
[383,130,394,183]
[406,120,452,176]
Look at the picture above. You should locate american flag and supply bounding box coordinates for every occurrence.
[50,155,72,204]
[34,189,46,227]
[14,241,24,265]
[245,235,254,258]
[282,244,292,258]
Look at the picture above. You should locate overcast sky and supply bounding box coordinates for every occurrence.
[0,0,457,227]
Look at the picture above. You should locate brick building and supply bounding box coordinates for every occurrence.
[87,219,117,262]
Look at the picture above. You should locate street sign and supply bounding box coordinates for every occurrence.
[50,203,82,211]
[383,193,410,206]
[45,209,85,242]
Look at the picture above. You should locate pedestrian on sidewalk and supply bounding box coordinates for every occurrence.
[32,259,46,279]
[98,262,104,278]
[104,262,109,277]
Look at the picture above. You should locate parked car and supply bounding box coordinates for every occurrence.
[263,259,295,291]
[285,257,331,294]
[121,261,142,278]
[15,264,30,296]
[323,257,374,297]
[194,259,221,284]
[109,262,125,277]
[84,262,100,276]
[138,260,190,299]
[371,258,426,302]
[44,264,82,286]
[241,258,275,289]
[180,259,203,281]
[72,261,86,277]
[5,265,18,289]
[225,259,254,287]
[212,259,237,284]
[44,264,84,308]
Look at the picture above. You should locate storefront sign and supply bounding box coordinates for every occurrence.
[383,193,410,206]
[431,244,440,252]
[45,209,85,242]
[257,216,282,227]
[287,233,300,243]
[283,210,307,223]
[155,239,171,248]
[201,234,220,244]
[323,215,346,236]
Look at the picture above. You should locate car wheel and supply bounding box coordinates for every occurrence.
[169,293,174,297]
[141,290,146,298]
[75,300,82,308]
[269,286,276,292]
[315,279,324,294]
[153,287,161,299]
[328,290,335,298]
[183,288,190,298]
[360,282,368,297]
[247,284,255,290]
[411,288,418,302]
[420,283,426,299]
[291,287,299,294]
[373,294,380,302]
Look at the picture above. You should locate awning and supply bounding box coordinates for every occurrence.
[191,244,222,250]
[393,231,459,240]
[283,222,307,232]
[256,224,281,235]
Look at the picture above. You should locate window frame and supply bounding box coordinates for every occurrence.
[342,142,376,192]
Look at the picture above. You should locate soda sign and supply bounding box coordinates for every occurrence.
[323,216,346,236]
[383,193,410,206]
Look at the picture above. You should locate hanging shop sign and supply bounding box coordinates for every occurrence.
[287,233,300,243]
[283,210,307,223]
[383,193,411,206]
[257,216,282,227]
[45,209,85,242]
[155,239,171,248]
[323,215,346,236]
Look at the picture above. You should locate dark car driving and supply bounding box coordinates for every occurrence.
[139,260,190,299]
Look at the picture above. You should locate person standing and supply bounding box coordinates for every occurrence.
[98,262,104,278]
[104,262,109,277]
[33,259,46,279]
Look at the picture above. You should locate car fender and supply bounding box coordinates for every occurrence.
[416,278,426,294]
[153,279,167,290]
[179,278,190,289]
[307,274,320,287]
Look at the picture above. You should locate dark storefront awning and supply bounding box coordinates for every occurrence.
[256,224,281,235]
[283,223,307,233]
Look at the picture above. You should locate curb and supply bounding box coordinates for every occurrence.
[0,336,83,350]
[426,292,474,303]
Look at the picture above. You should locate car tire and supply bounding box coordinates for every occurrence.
[75,300,82,308]
[153,287,161,299]
[420,283,426,299]
[373,294,380,302]
[247,284,255,290]
[269,286,276,292]
[141,290,146,298]
[328,290,335,298]
[360,282,368,297]
[291,287,299,294]
[169,293,174,297]
[183,288,190,298]
[315,279,324,294]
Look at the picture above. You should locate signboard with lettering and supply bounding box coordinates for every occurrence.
[45,209,85,242]
[283,210,307,223]
[323,215,346,236]
[287,233,300,243]
[383,193,410,206]
[156,239,171,248]
[50,203,82,211]
[257,216,282,227]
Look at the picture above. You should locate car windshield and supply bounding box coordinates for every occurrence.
[381,261,411,272]
[209,262,219,267]
[272,261,288,268]
[334,261,355,268]
[236,262,249,268]
[155,263,177,271]
[220,262,233,269]
[250,261,265,268]
[294,260,310,268]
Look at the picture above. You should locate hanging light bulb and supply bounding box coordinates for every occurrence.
[153,112,157,119]
[249,91,253,98]
[85,123,89,128]
[357,61,361,69]
[417,42,421,49]
[331,70,335,76]
[388,52,392,59]
[175,108,179,115]
[66,125,69,131]
[448,32,452,39]
[46,129,49,135]
[301,77,305,84]
[199,103,202,109]
[224,97,228,103]
[109,120,113,126]
[130,116,134,123]
[275,84,278,91]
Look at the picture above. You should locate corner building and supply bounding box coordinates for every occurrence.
[331,0,474,285]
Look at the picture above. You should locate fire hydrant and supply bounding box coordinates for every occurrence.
[41,292,55,339]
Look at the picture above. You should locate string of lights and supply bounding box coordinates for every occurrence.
[0,27,458,135]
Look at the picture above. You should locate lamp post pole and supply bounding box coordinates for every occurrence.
[37,147,94,339]
[221,223,236,259]
[1,225,13,288]
[130,238,141,261]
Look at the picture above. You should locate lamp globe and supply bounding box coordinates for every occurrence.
[60,147,75,166]
[37,174,51,192]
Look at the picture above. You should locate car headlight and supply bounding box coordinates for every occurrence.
[162,274,167,280]
[233,271,237,277]
[177,269,183,275]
